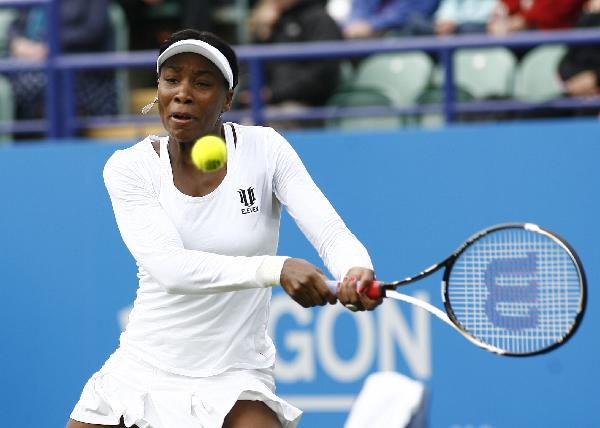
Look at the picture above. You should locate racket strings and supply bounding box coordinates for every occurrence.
[446,228,582,354]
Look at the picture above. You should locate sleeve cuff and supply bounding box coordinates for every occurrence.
[256,256,290,287]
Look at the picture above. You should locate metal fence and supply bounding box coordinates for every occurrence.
[1,0,600,138]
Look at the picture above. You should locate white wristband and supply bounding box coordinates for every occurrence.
[256,256,290,287]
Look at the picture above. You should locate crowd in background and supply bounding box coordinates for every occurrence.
[1,0,599,134]
[5,0,117,121]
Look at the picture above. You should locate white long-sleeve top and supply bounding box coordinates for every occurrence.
[103,123,373,377]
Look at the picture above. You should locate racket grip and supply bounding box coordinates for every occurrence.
[325,280,383,299]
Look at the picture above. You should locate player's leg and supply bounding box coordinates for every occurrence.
[66,417,135,428]
[222,400,282,428]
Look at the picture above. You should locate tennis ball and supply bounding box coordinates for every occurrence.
[191,135,227,172]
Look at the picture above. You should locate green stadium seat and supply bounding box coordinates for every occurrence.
[0,75,14,142]
[0,8,16,58]
[213,0,251,44]
[109,1,130,115]
[337,60,356,92]
[453,47,517,99]
[415,86,475,127]
[326,87,402,129]
[352,52,434,107]
[513,44,567,102]
[146,0,180,19]
[0,9,16,141]
[416,49,516,127]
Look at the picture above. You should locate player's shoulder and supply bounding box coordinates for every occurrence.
[229,123,287,150]
[106,136,159,165]
[104,136,161,179]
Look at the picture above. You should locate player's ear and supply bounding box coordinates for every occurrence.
[222,89,234,112]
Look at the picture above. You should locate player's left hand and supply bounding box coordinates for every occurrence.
[337,267,381,312]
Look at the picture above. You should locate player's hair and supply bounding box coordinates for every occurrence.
[158,29,239,89]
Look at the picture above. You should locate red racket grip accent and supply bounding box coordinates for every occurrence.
[325,280,383,299]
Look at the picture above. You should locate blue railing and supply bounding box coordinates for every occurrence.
[1,0,600,138]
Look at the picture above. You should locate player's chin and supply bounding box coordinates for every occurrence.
[167,125,200,143]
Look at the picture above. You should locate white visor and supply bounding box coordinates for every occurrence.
[156,39,234,90]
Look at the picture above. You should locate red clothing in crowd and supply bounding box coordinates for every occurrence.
[501,0,586,29]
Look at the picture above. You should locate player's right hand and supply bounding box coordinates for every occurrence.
[280,258,337,308]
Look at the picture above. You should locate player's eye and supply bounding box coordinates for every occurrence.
[195,79,213,88]
[162,76,178,85]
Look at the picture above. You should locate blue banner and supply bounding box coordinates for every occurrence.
[1,119,599,427]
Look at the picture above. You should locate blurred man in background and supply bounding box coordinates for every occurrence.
[487,0,586,35]
[7,0,117,121]
[559,0,600,98]
[117,0,219,50]
[433,0,496,35]
[342,0,439,38]
[238,0,342,127]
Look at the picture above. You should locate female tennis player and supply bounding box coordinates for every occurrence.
[66,29,380,428]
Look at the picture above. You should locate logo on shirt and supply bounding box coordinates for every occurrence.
[238,187,259,214]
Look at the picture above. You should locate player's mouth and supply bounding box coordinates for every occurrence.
[170,112,196,125]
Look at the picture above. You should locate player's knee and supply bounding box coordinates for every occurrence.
[223,400,282,428]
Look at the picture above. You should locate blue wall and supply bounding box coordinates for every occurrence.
[1,119,599,428]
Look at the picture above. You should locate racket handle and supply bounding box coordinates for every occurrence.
[325,280,383,299]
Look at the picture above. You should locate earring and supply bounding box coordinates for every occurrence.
[141,97,158,115]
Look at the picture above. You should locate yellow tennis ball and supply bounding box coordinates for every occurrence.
[191,135,227,172]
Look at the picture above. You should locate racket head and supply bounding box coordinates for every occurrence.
[441,223,586,356]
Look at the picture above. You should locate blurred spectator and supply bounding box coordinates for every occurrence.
[327,0,352,25]
[118,0,219,50]
[342,0,439,39]
[558,0,600,97]
[487,0,586,35]
[7,0,117,120]
[434,0,496,35]
[238,0,342,125]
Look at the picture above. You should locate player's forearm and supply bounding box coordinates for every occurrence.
[272,137,372,280]
[133,245,288,294]
[111,203,288,293]
[319,226,374,280]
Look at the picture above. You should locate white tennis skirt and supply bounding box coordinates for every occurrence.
[70,348,302,428]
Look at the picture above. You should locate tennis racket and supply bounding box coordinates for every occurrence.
[327,223,586,356]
